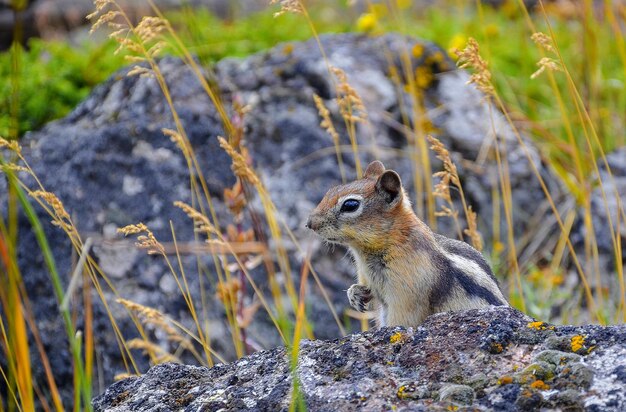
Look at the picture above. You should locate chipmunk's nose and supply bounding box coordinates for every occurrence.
[306,216,319,231]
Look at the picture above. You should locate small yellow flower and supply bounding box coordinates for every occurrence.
[395,0,411,9]
[550,273,564,286]
[425,51,445,65]
[447,34,467,60]
[357,13,378,32]
[485,24,499,37]
[415,66,434,89]
[412,43,424,58]
[493,241,505,254]
[369,3,388,18]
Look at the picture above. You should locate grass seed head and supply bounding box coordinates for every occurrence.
[464,206,483,251]
[174,201,218,235]
[331,66,368,123]
[163,128,190,158]
[117,298,185,345]
[117,223,164,254]
[218,137,262,187]
[428,135,461,212]
[531,32,556,53]
[455,38,494,96]
[223,180,247,217]
[0,136,22,154]
[270,0,303,17]
[313,94,340,144]
[0,164,29,174]
[31,190,73,232]
[531,57,562,80]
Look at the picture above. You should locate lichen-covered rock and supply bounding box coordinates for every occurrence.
[92,306,626,411]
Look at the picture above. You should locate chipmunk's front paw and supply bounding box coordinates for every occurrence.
[347,284,372,312]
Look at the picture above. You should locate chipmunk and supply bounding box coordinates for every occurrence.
[306,160,507,328]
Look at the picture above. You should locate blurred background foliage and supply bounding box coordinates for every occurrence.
[2,1,624,155]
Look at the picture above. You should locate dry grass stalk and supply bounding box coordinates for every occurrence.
[163,128,190,158]
[117,298,164,322]
[270,0,303,17]
[0,164,29,174]
[464,206,483,251]
[0,136,21,154]
[329,66,366,177]
[126,339,180,364]
[30,191,73,233]
[313,94,347,182]
[531,32,556,53]
[330,67,367,123]
[223,180,247,219]
[173,201,218,236]
[215,278,241,305]
[455,38,494,96]
[427,135,484,251]
[217,137,262,188]
[531,57,562,80]
[117,298,191,347]
[88,0,167,75]
[117,223,164,255]
[529,33,563,128]
[428,137,459,205]
[113,372,138,381]
[313,94,340,143]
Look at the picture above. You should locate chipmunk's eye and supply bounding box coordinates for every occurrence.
[340,199,360,213]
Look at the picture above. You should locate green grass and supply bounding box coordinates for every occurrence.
[0,39,124,137]
[0,7,351,138]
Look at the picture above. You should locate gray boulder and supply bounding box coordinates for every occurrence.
[92,306,626,411]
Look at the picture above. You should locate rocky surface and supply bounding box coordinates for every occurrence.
[93,306,626,411]
[0,32,623,407]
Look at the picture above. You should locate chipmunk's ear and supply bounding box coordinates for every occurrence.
[376,170,402,204]
[364,160,385,179]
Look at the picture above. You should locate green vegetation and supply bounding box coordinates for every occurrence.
[0,8,351,137]
[0,39,124,136]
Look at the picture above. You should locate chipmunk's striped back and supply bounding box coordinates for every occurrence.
[430,234,507,314]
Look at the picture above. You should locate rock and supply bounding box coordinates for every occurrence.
[520,361,555,382]
[92,306,626,411]
[533,350,582,367]
[0,32,620,407]
[573,146,626,285]
[439,384,475,405]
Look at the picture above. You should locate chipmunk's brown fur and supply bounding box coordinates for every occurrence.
[306,160,507,328]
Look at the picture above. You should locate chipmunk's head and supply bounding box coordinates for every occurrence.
[306,160,412,250]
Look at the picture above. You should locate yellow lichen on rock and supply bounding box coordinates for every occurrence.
[527,321,554,331]
[530,380,550,390]
[571,335,585,353]
[390,332,404,344]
